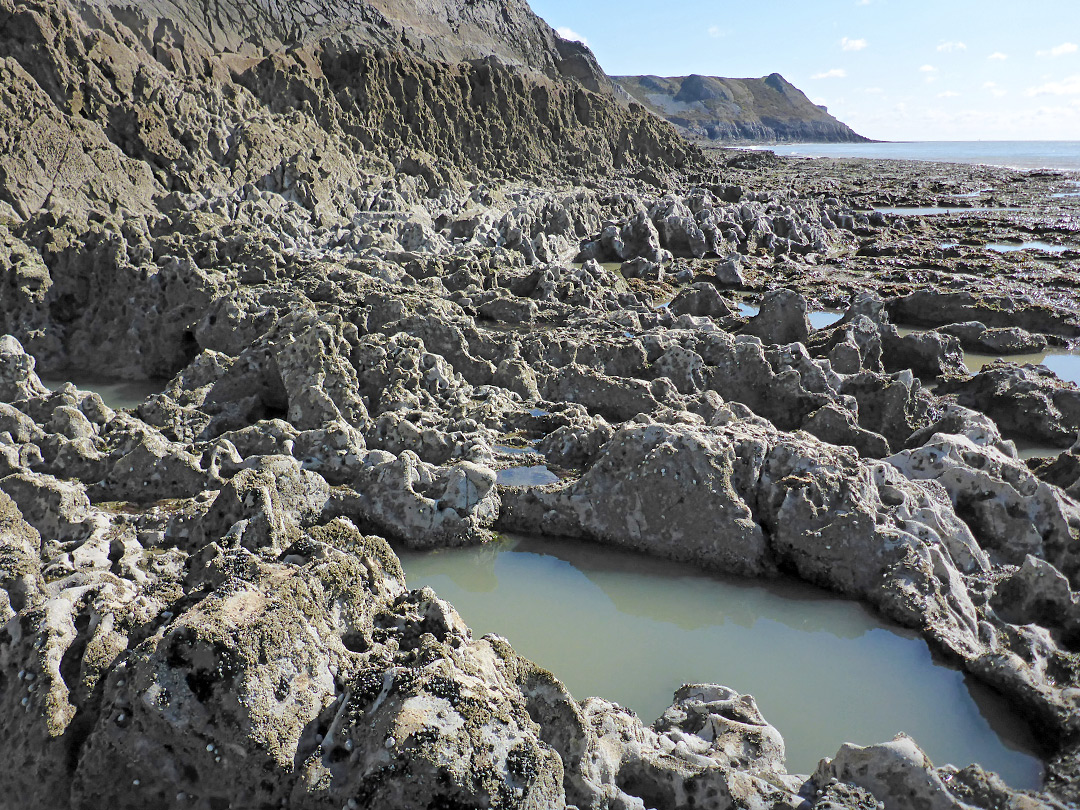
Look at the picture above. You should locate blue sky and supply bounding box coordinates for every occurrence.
[529,0,1080,140]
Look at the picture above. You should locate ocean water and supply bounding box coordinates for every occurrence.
[753,141,1080,172]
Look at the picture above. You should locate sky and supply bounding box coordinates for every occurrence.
[527,0,1080,141]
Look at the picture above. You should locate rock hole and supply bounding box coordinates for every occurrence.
[185,669,216,703]
[341,632,369,654]
[108,537,125,575]
[178,330,200,370]
[59,617,91,693]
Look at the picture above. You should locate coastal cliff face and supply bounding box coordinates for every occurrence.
[87,0,609,83]
[2,0,1080,809]
[0,0,695,223]
[615,73,868,143]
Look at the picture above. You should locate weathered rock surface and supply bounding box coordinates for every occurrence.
[936,362,1080,445]
[3,0,1080,805]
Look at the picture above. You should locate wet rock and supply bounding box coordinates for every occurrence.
[888,433,1080,580]
[881,327,966,379]
[936,362,1080,445]
[817,735,991,810]
[741,289,811,346]
[940,321,1048,354]
[712,256,746,287]
[668,283,739,320]
[0,336,49,402]
[802,403,891,458]
[887,291,1080,339]
[619,256,663,282]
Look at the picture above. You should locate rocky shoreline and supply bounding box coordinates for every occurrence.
[3,1,1080,808]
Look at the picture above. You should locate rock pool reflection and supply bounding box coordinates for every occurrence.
[496,465,560,486]
[399,534,1043,786]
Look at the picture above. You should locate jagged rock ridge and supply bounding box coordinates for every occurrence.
[615,72,869,143]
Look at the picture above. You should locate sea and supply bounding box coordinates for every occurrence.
[746,141,1080,172]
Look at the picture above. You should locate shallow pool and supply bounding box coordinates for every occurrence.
[877,206,1022,217]
[399,535,1043,785]
[41,375,164,411]
[964,348,1080,386]
[738,302,759,318]
[809,310,844,329]
[939,242,1072,254]
[987,242,1071,254]
[496,465,560,486]
[1012,439,1070,460]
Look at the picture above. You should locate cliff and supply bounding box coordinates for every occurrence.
[0,0,698,222]
[615,72,869,143]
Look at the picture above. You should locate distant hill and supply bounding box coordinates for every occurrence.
[615,72,869,143]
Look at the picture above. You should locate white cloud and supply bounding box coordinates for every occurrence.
[864,87,884,94]
[834,90,1080,140]
[983,81,1007,97]
[919,64,938,72]
[1026,75,1080,96]
[1037,42,1078,57]
[841,37,867,51]
[988,52,1008,61]
[707,25,728,39]
[937,41,967,53]
[937,90,961,98]
[555,26,588,46]
[812,68,847,79]
[855,0,871,5]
